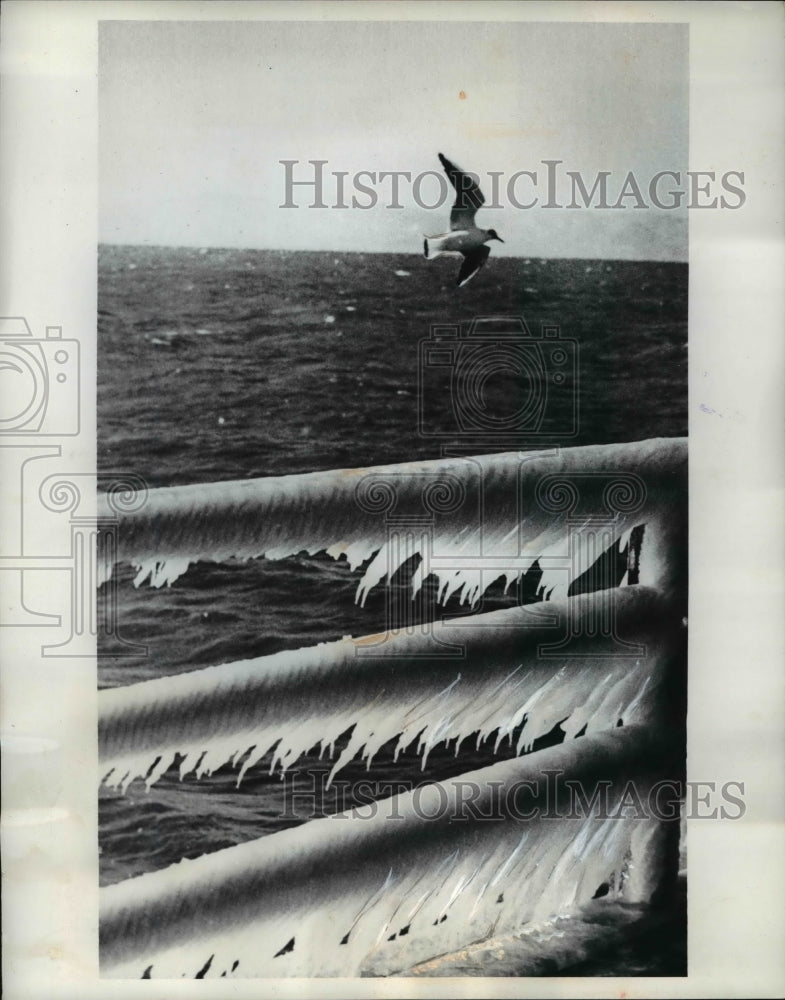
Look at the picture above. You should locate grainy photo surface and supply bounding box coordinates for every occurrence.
[96,19,691,979]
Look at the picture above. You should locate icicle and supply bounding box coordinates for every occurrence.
[100,726,678,978]
[99,587,680,792]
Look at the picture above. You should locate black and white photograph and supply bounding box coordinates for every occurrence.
[1,2,783,997]
[96,15,690,979]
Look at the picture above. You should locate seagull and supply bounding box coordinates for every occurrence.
[423,153,504,287]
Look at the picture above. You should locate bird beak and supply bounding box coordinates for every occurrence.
[494,235,504,243]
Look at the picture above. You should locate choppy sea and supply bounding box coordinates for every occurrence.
[97,244,687,975]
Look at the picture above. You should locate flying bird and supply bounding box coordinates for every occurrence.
[423,153,504,287]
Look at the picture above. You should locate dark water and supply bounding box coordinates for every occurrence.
[97,245,687,973]
[98,246,686,486]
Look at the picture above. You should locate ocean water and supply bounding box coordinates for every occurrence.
[97,244,687,974]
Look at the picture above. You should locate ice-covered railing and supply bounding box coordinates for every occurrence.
[97,437,686,600]
[100,587,677,794]
[101,727,680,979]
[98,437,687,978]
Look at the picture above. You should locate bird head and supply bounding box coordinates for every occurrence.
[486,229,504,243]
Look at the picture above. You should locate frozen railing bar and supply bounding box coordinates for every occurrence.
[97,438,687,598]
[100,725,679,978]
[99,586,684,792]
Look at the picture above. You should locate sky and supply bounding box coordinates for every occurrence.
[99,20,688,260]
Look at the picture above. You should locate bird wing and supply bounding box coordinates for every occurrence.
[456,245,491,288]
[439,153,485,230]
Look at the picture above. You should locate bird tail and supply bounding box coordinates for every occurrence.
[423,236,449,260]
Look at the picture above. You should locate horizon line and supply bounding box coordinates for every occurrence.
[97,241,687,264]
